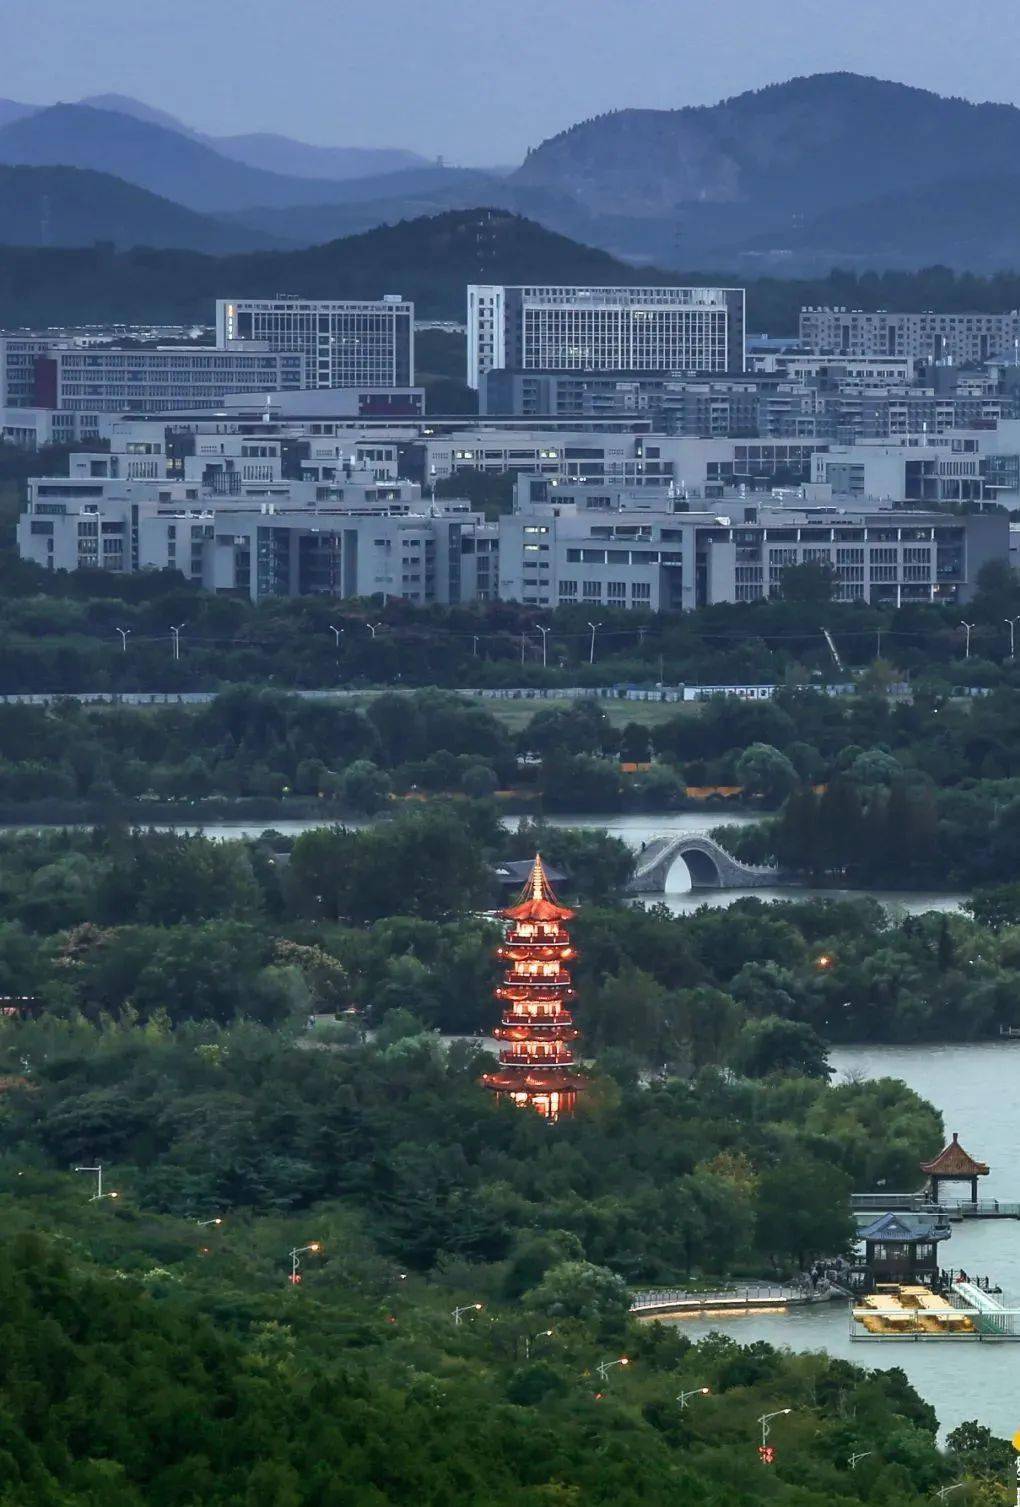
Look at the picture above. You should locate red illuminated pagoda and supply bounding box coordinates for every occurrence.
[482,854,584,1121]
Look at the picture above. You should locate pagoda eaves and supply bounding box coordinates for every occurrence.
[481,854,584,1122]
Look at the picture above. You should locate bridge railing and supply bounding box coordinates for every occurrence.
[630,1284,802,1310]
[850,1192,929,1211]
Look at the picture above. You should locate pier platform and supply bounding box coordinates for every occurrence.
[851,1193,1020,1220]
[849,1282,1020,1341]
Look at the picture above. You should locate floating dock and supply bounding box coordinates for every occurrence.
[850,1283,1020,1341]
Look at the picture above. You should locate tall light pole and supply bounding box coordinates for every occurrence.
[849,1451,873,1470]
[74,1164,118,1202]
[959,620,975,660]
[288,1242,320,1285]
[935,1485,965,1503]
[587,620,603,666]
[452,1303,483,1326]
[524,1328,553,1361]
[115,627,131,652]
[1006,616,1019,660]
[170,622,186,661]
[367,622,383,640]
[758,1408,792,1457]
[596,1356,629,1382]
[329,624,344,650]
[677,1386,710,1409]
[196,1216,223,1227]
[534,623,549,668]
[472,634,480,658]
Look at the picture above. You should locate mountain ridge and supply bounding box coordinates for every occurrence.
[0,163,287,252]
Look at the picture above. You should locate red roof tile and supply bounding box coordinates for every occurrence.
[920,1132,989,1177]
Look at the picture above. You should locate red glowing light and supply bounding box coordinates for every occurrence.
[758,1446,776,1465]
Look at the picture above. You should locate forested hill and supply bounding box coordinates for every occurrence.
[512,72,1020,267]
[0,209,661,326]
[5,207,1020,328]
[0,164,284,252]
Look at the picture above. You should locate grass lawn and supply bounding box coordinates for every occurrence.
[457,694,700,733]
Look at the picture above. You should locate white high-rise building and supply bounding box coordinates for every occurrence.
[467,284,745,389]
[216,295,414,388]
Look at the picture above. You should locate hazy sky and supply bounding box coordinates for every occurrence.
[7,0,1020,165]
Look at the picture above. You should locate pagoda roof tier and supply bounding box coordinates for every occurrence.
[482,1068,584,1093]
[496,987,575,1003]
[502,855,575,923]
[494,1025,580,1041]
[920,1131,989,1177]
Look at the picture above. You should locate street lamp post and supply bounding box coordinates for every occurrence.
[170,622,186,661]
[849,1452,873,1470]
[367,622,383,640]
[596,1356,629,1383]
[288,1242,321,1285]
[935,1485,965,1503]
[197,1217,223,1227]
[534,623,549,668]
[677,1386,710,1409]
[115,628,131,652]
[587,620,603,666]
[452,1303,483,1326]
[74,1164,118,1202]
[524,1329,553,1361]
[1006,616,1019,660]
[472,634,480,658]
[960,620,975,660]
[329,625,344,650]
[758,1408,792,1450]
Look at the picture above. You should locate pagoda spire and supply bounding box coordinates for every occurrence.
[481,851,584,1122]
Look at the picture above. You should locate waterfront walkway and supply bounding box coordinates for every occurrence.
[630,1282,841,1317]
[851,1193,1020,1220]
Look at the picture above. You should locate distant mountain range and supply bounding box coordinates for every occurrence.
[4,76,1020,270]
[0,164,285,252]
[0,92,430,180]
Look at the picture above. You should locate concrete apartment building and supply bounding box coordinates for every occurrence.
[0,294,417,442]
[424,427,828,492]
[498,476,1006,611]
[810,424,1020,505]
[24,346,310,415]
[18,465,496,605]
[17,417,496,604]
[467,284,746,389]
[800,307,1020,363]
[217,295,414,388]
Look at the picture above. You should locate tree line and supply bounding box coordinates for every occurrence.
[3,812,1019,1054]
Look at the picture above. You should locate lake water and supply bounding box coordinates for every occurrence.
[670,1042,1020,1441]
[79,811,964,917]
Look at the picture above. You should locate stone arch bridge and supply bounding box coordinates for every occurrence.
[624,832,782,895]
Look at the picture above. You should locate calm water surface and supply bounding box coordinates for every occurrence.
[673,1043,1020,1440]
[101,812,964,916]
